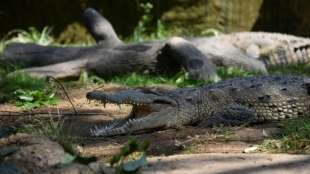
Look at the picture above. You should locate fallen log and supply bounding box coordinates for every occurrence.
[8,38,219,81]
[2,8,271,81]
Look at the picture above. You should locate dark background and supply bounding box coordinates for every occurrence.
[1,0,310,40]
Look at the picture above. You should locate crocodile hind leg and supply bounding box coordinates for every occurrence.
[199,104,257,127]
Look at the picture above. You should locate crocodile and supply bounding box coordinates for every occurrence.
[86,75,310,137]
[193,32,310,67]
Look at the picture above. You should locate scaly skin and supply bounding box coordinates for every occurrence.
[215,32,310,66]
[86,75,310,137]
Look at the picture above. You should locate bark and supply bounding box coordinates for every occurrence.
[1,8,266,81]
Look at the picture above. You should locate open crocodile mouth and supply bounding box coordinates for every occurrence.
[86,89,176,118]
[86,90,178,137]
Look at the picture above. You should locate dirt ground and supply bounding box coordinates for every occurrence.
[0,83,283,160]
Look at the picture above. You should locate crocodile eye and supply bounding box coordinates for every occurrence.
[301,83,310,95]
[153,99,173,105]
[185,97,192,102]
[258,95,271,102]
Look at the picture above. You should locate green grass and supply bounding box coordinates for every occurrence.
[126,2,169,42]
[69,64,309,89]
[17,117,96,166]
[260,118,310,153]
[0,69,58,109]
[268,64,310,76]
[108,72,204,88]
[14,89,57,110]
[108,66,259,87]
[0,27,54,52]
[0,72,45,101]
[0,27,58,109]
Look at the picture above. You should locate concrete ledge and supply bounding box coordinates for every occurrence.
[144,153,310,174]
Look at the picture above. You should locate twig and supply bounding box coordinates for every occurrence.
[47,75,78,114]
[0,111,110,117]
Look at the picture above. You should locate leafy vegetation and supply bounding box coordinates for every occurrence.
[0,72,45,101]
[260,118,310,153]
[14,89,57,110]
[128,2,168,42]
[0,27,58,110]
[0,72,58,109]
[81,66,259,88]
[268,64,310,76]
[0,27,54,52]
[108,72,203,88]
[110,138,149,174]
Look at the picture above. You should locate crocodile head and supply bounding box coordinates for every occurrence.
[86,88,196,137]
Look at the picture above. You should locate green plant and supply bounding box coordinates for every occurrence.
[108,66,260,88]
[132,2,153,42]
[268,63,310,76]
[8,27,53,45]
[78,70,105,85]
[130,2,168,42]
[0,73,47,102]
[217,67,259,80]
[0,70,58,110]
[108,71,204,88]
[14,89,57,110]
[0,26,54,53]
[110,138,149,174]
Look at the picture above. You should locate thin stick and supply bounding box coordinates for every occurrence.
[47,75,78,114]
[0,111,110,117]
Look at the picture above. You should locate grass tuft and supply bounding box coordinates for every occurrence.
[104,67,259,88]
[268,64,310,76]
[0,26,54,53]
[18,117,78,155]
[0,72,46,101]
[0,69,58,109]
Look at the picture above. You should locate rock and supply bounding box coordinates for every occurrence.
[243,145,259,153]
[0,133,66,174]
[43,164,94,174]
[89,161,115,174]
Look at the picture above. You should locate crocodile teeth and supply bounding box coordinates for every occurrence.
[128,119,134,124]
